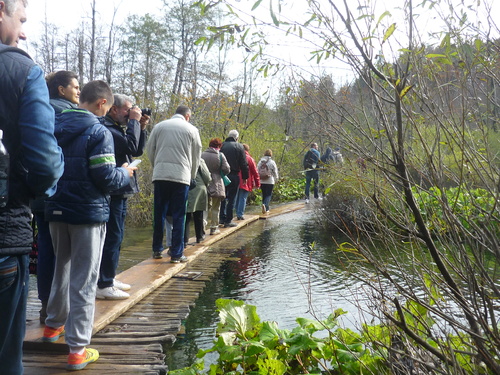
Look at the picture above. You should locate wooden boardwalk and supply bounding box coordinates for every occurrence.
[23,202,304,374]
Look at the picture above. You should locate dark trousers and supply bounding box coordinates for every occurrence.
[261,183,274,211]
[185,211,205,243]
[219,172,240,224]
[35,213,55,303]
[305,170,319,199]
[0,254,28,375]
[152,180,189,258]
[98,195,127,288]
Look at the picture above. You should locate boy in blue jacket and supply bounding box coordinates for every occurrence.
[43,80,136,371]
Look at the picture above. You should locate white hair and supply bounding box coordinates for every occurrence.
[228,129,239,139]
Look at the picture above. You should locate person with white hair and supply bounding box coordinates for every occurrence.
[219,129,249,227]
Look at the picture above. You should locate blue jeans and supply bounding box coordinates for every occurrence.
[98,196,127,288]
[305,170,319,199]
[235,188,250,218]
[152,181,189,258]
[261,184,274,211]
[35,213,55,303]
[0,254,29,375]
[219,173,240,224]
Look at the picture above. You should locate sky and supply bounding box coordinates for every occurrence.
[23,0,165,39]
[20,0,499,88]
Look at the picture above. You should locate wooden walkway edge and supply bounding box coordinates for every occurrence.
[23,201,305,374]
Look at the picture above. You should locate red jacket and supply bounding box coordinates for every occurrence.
[239,151,260,191]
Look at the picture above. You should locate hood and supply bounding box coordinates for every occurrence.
[55,109,99,148]
[260,155,272,162]
[50,97,78,114]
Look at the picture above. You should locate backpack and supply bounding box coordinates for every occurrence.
[303,150,317,170]
[258,160,271,179]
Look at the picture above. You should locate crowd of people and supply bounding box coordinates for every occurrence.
[0,0,342,372]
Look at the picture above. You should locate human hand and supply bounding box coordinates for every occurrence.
[140,114,150,130]
[128,106,142,122]
[122,162,137,177]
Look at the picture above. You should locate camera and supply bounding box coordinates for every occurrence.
[141,108,152,116]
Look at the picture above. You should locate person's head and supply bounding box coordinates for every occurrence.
[228,129,239,140]
[311,143,318,150]
[46,71,80,104]
[79,80,114,117]
[264,149,272,157]
[107,94,134,125]
[242,144,250,152]
[0,0,28,47]
[175,105,191,121]
[209,138,222,149]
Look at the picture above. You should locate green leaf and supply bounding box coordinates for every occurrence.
[383,23,396,43]
[251,0,263,11]
[216,299,260,337]
[269,0,279,26]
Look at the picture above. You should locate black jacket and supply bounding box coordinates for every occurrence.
[100,114,147,196]
[220,137,249,180]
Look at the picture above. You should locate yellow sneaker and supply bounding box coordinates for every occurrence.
[67,347,99,371]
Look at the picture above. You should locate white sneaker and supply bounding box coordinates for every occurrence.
[113,279,131,291]
[96,286,129,300]
[305,199,310,204]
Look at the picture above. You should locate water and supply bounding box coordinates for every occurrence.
[147,208,382,371]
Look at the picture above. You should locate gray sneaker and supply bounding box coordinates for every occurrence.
[170,255,188,263]
[152,251,162,259]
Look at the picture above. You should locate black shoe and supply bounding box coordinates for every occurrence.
[237,216,245,220]
[152,251,162,259]
[196,235,206,243]
[224,222,238,228]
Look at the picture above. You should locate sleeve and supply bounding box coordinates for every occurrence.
[190,129,202,180]
[120,119,142,156]
[19,65,64,197]
[200,159,212,185]
[146,127,156,166]
[221,153,231,175]
[272,160,279,180]
[88,126,130,193]
[134,129,148,157]
[249,157,260,187]
[239,146,249,180]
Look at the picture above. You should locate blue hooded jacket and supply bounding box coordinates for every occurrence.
[45,109,130,224]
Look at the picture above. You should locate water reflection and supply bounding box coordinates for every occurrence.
[156,209,381,371]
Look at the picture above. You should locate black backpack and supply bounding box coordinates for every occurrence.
[303,150,317,169]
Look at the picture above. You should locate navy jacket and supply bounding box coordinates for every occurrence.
[45,109,130,224]
[0,45,63,255]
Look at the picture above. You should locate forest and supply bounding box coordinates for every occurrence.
[29,0,500,373]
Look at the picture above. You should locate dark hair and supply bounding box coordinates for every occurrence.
[46,71,78,99]
[264,149,272,157]
[175,105,191,117]
[80,80,114,106]
[209,138,222,148]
